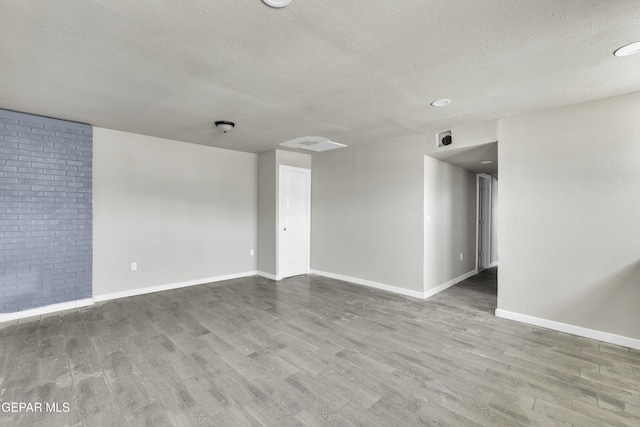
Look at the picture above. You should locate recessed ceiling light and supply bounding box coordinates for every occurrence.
[614,41,640,57]
[480,160,493,164]
[431,98,451,107]
[263,0,291,8]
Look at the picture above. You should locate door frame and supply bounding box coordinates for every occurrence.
[475,173,492,272]
[277,165,311,279]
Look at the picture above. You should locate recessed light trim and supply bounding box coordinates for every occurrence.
[614,41,640,57]
[263,0,291,8]
[431,98,451,108]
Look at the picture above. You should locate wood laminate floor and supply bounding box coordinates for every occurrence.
[1,268,639,426]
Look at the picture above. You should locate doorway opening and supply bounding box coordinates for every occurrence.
[476,173,492,271]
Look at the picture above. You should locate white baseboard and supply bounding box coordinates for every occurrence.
[490,261,499,268]
[257,271,281,281]
[0,298,94,323]
[310,269,425,299]
[424,269,478,299]
[93,271,258,303]
[0,271,260,323]
[0,271,258,323]
[495,309,640,351]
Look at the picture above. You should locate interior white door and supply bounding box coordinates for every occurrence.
[278,166,310,279]
[477,174,492,270]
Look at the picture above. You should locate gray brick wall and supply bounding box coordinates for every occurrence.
[0,109,92,313]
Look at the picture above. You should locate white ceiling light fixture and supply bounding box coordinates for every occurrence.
[614,41,640,57]
[431,98,451,107]
[262,0,291,8]
[480,160,493,164]
[214,121,235,133]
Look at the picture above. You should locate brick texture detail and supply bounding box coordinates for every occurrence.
[0,109,92,312]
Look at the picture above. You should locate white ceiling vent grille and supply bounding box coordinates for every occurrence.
[279,136,347,152]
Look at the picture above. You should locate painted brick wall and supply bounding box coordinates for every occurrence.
[0,109,92,313]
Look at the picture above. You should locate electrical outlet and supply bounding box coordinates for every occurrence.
[131,262,137,271]
[250,249,255,256]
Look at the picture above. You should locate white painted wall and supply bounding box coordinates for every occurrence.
[311,139,425,293]
[498,92,640,341]
[257,150,277,276]
[93,128,257,297]
[424,156,477,292]
[276,150,312,170]
[426,119,499,155]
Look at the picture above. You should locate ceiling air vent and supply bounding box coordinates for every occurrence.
[279,136,347,152]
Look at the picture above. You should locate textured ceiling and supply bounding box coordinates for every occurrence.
[1,0,640,153]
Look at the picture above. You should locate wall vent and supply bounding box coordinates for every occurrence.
[436,130,452,147]
[280,136,347,152]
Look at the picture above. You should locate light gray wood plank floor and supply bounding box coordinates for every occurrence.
[1,268,639,426]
